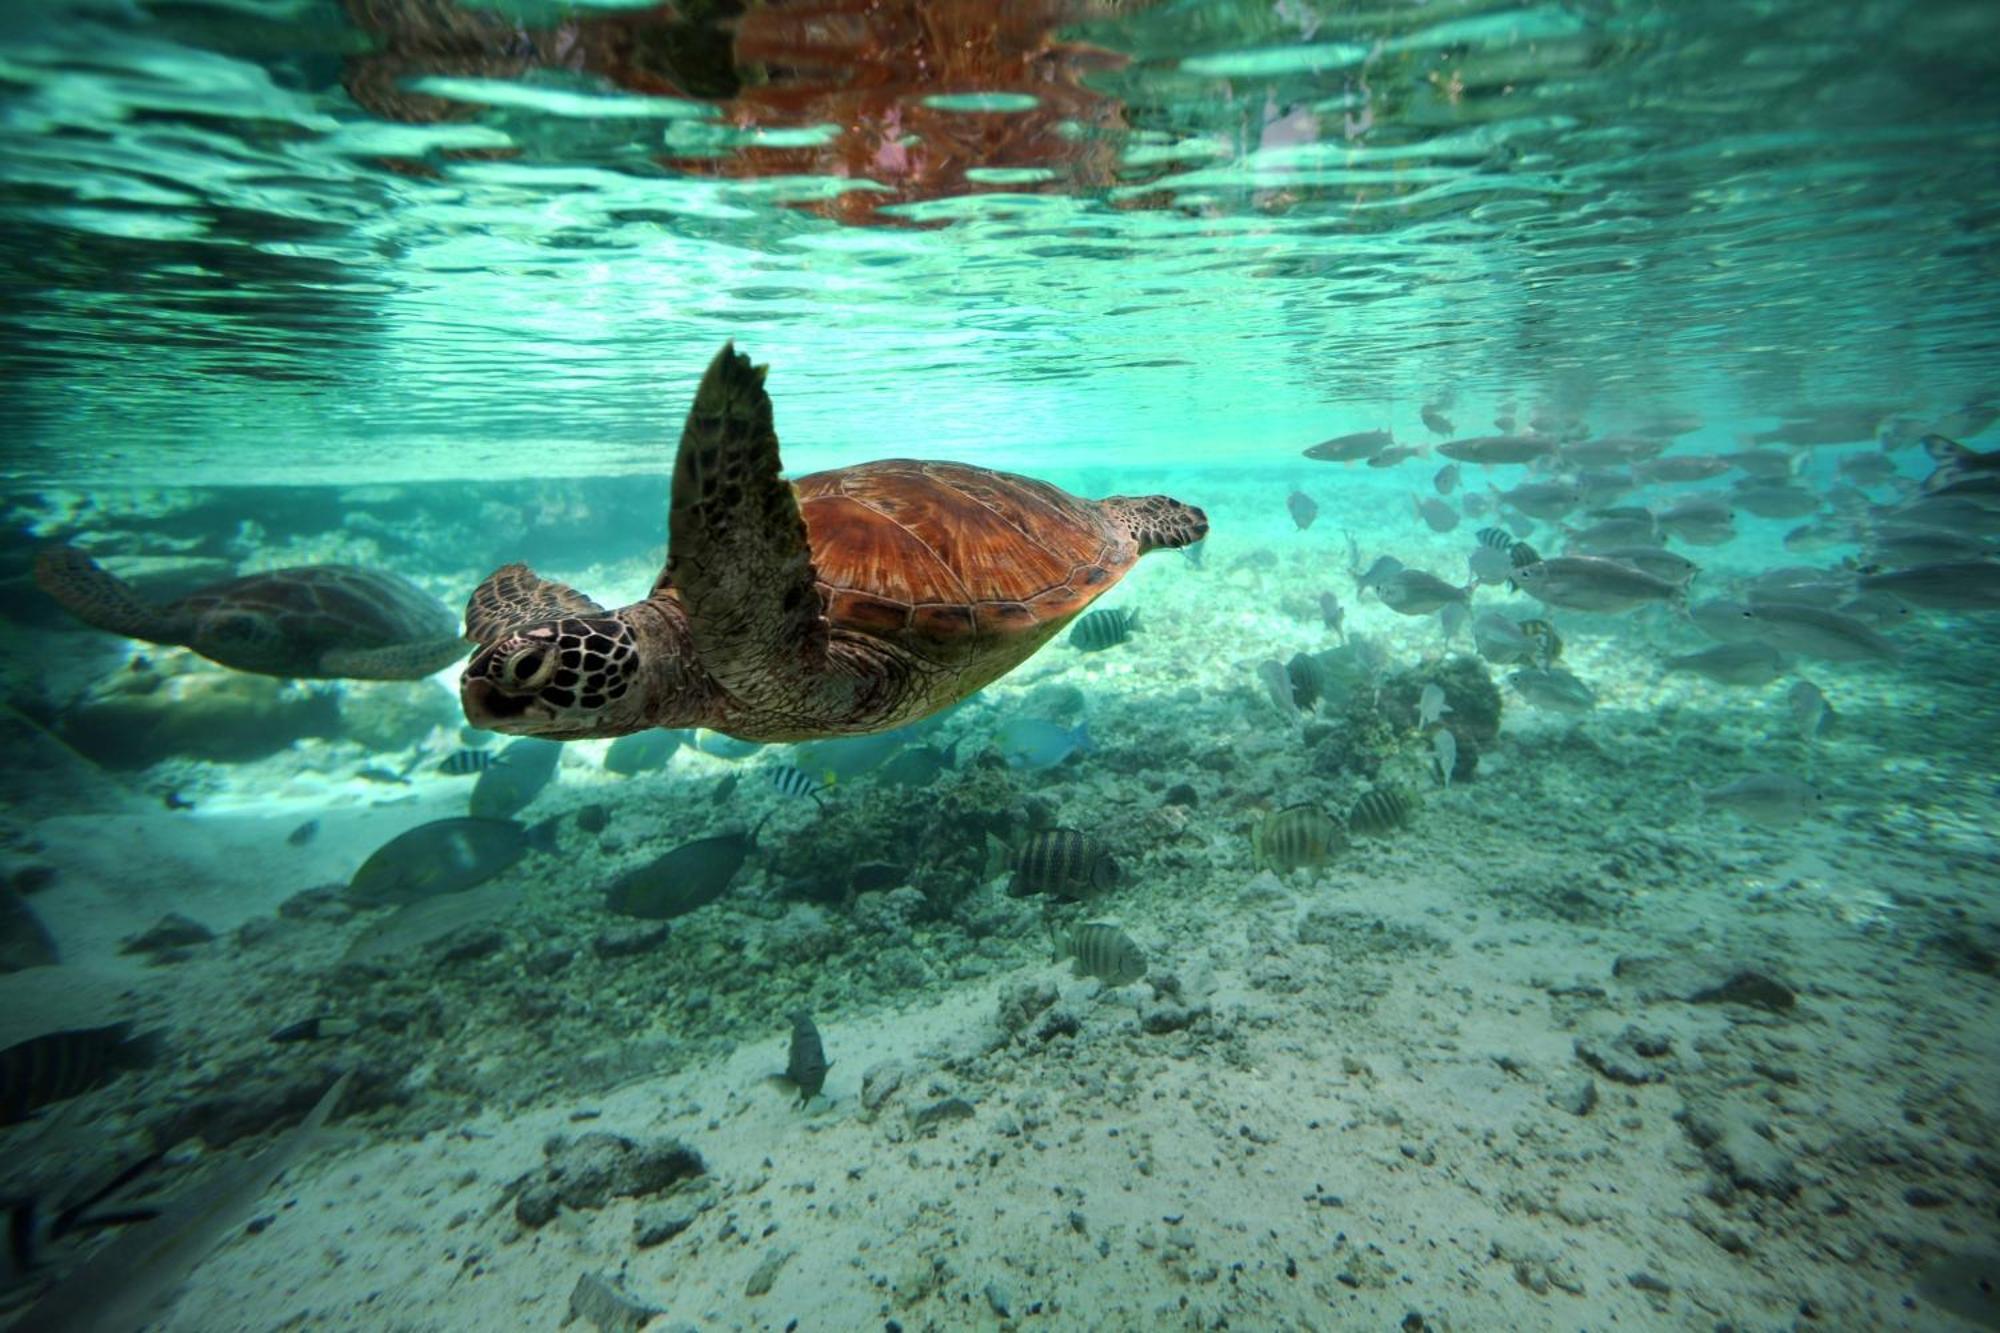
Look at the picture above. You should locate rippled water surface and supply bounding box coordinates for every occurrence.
[1,0,1995,482]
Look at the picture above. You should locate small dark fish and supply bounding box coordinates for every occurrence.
[1923,432,2000,472]
[1421,405,1455,437]
[1285,651,1335,713]
[1318,591,1346,639]
[346,816,556,906]
[1,1024,162,1125]
[162,791,196,810]
[604,729,682,776]
[1346,788,1414,837]
[469,738,562,818]
[268,1016,359,1044]
[1070,607,1139,652]
[1411,495,1460,533]
[438,749,503,776]
[768,764,827,804]
[1433,462,1461,495]
[285,819,319,848]
[1508,666,1597,713]
[605,817,767,920]
[575,803,611,834]
[1287,490,1319,531]
[1374,569,1469,616]
[1304,429,1393,462]
[1059,922,1147,987]
[995,829,1120,901]
[1253,804,1344,872]
[784,1010,830,1106]
[712,772,741,805]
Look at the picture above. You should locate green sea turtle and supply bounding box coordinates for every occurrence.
[34,552,469,680]
[460,343,1208,742]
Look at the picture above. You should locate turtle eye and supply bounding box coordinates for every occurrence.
[502,644,556,690]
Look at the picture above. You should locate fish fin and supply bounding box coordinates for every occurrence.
[940,738,960,770]
[1125,608,1141,634]
[524,817,563,853]
[114,1028,166,1071]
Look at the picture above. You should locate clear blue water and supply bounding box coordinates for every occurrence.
[3,2,1998,1330]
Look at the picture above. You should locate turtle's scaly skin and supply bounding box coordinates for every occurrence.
[35,550,468,680]
[460,344,1206,742]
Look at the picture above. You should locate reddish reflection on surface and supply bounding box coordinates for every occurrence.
[341,0,1147,222]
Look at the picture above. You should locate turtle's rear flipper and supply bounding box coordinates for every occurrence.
[33,547,178,643]
[1100,495,1209,554]
[465,563,606,645]
[664,344,831,710]
[321,637,471,680]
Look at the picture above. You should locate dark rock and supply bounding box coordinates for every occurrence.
[633,1205,696,1247]
[1162,783,1199,807]
[1903,1185,1950,1209]
[524,943,575,977]
[849,861,906,894]
[7,863,58,895]
[593,922,669,959]
[910,1097,976,1133]
[1575,1027,1673,1085]
[1678,1101,1798,1198]
[1035,1007,1081,1042]
[0,887,59,972]
[574,804,611,835]
[119,912,214,958]
[1613,953,1798,1011]
[432,926,505,963]
[860,1061,907,1114]
[1549,1077,1598,1117]
[1139,998,1206,1035]
[996,980,1057,1037]
[512,1132,705,1229]
[278,886,356,923]
[567,1271,662,1332]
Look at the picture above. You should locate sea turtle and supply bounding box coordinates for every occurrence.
[460,344,1208,742]
[33,552,469,680]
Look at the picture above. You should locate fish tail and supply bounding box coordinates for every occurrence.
[112,1028,166,1072]
[1072,722,1094,753]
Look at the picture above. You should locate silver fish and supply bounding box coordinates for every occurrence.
[1508,667,1597,713]
[1566,510,1661,551]
[1787,680,1833,742]
[1471,612,1533,664]
[1492,480,1583,520]
[1432,729,1457,789]
[1374,569,1469,616]
[1416,684,1451,728]
[1593,546,1699,587]
[1739,602,1899,663]
[1411,495,1460,533]
[1256,659,1301,724]
[1857,560,2000,610]
[1562,435,1669,467]
[1636,455,1733,484]
[1663,641,1787,687]
[1511,556,1684,614]
[1729,483,1820,519]
[1435,435,1555,465]
[1433,462,1461,495]
[1722,449,1801,481]
[1656,496,1738,545]
[1305,430,1393,462]
[1699,773,1822,826]
[1421,405,1455,437]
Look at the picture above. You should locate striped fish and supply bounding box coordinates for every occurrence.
[1002,830,1120,901]
[1475,526,1515,551]
[767,765,827,804]
[1518,618,1564,666]
[1069,607,1140,652]
[438,749,502,776]
[1,1023,161,1125]
[1346,788,1414,837]
[1059,922,1147,987]
[1252,804,1344,873]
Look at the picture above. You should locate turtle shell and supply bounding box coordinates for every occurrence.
[795,460,1134,666]
[170,566,459,675]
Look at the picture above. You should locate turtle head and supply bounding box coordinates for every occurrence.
[460,615,652,739]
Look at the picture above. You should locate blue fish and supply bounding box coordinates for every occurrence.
[994,719,1092,770]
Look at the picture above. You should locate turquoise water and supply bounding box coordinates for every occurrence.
[4,2,1999,1330]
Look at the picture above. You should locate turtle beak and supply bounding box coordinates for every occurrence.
[460,674,536,730]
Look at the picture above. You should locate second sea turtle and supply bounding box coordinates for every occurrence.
[35,552,469,680]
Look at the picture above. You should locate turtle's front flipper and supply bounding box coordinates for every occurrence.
[321,638,470,680]
[33,547,180,644]
[665,344,831,711]
[465,563,606,645]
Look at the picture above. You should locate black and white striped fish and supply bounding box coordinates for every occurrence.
[438,749,503,776]
[1058,921,1147,987]
[0,1023,161,1125]
[767,765,827,804]
[1069,608,1140,652]
[1346,787,1415,837]
[994,829,1120,900]
[1253,804,1344,873]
